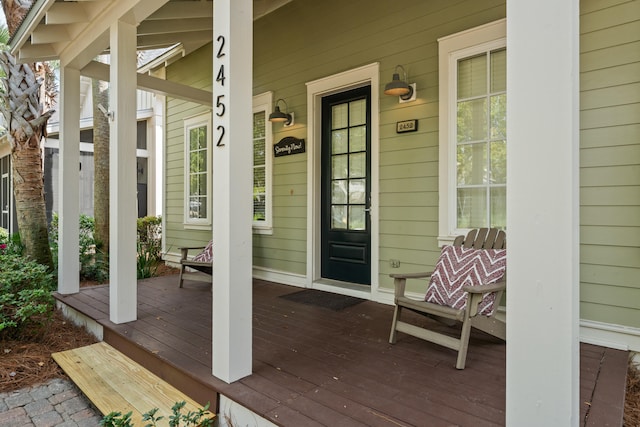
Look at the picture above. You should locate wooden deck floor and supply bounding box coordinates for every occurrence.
[53,275,627,426]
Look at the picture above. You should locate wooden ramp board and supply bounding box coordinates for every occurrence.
[52,342,214,426]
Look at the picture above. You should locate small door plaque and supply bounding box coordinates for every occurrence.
[274,136,305,157]
[396,119,418,133]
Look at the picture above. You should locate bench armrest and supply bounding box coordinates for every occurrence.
[178,246,206,261]
[389,271,433,299]
[462,279,506,294]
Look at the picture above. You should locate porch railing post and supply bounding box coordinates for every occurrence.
[211,0,253,383]
[506,0,580,425]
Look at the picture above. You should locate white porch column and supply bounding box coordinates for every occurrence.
[109,18,138,324]
[57,66,81,295]
[506,1,580,426]
[211,0,253,383]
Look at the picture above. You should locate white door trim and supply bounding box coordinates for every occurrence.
[305,62,380,301]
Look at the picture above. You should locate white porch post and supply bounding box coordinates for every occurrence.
[109,18,138,324]
[506,1,580,426]
[57,66,81,295]
[211,0,253,383]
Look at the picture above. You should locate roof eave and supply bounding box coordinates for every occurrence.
[8,0,56,59]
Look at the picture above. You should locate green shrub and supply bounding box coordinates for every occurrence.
[137,216,162,263]
[0,231,24,256]
[0,253,56,339]
[137,240,157,280]
[49,213,108,283]
[49,214,163,282]
[136,216,162,280]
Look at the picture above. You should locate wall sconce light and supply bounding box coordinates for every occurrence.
[268,98,294,127]
[384,65,417,103]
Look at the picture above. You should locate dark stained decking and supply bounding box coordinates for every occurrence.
[53,276,627,426]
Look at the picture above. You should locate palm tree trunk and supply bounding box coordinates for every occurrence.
[92,78,109,254]
[0,51,54,269]
[12,144,52,268]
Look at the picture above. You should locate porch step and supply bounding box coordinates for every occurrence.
[52,342,214,426]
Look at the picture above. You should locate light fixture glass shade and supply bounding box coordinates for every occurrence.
[384,73,411,96]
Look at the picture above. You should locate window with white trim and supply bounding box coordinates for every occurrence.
[438,20,506,245]
[184,113,211,226]
[252,92,273,233]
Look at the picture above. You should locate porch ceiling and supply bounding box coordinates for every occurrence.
[11,0,291,64]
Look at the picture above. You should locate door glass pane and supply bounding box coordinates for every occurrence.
[457,187,487,228]
[457,143,487,185]
[332,180,347,204]
[491,49,506,93]
[458,54,487,99]
[491,187,507,229]
[332,104,348,129]
[490,140,507,184]
[349,126,366,152]
[332,205,347,229]
[332,130,348,154]
[457,98,487,142]
[332,155,348,179]
[349,179,366,204]
[349,206,366,230]
[349,152,366,178]
[349,99,366,126]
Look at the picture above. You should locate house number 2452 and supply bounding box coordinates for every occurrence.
[215,35,226,147]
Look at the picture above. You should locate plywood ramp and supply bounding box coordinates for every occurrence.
[52,342,214,426]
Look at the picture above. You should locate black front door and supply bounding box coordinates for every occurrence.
[321,86,371,285]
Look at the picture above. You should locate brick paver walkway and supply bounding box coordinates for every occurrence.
[0,378,102,427]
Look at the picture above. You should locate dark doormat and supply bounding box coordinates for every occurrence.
[279,289,364,311]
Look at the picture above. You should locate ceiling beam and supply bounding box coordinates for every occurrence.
[81,61,212,107]
[31,25,71,44]
[137,17,212,36]
[60,0,169,69]
[146,1,213,20]
[18,43,58,62]
[136,30,212,50]
[46,3,89,24]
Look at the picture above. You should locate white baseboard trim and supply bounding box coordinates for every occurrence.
[580,319,640,351]
[252,267,307,288]
[56,301,104,341]
[375,287,397,306]
[217,395,277,427]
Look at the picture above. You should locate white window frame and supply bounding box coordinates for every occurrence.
[183,112,212,228]
[438,19,506,246]
[252,92,273,234]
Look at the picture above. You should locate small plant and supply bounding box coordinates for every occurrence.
[137,216,162,280]
[101,401,213,427]
[137,240,158,279]
[0,252,56,339]
[0,231,24,256]
[137,216,162,262]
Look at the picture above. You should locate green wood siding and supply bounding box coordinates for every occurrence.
[164,44,213,253]
[580,0,640,327]
[162,0,640,331]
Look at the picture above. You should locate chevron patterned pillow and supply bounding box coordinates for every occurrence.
[425,245,507,316]
[193,240,213,263]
